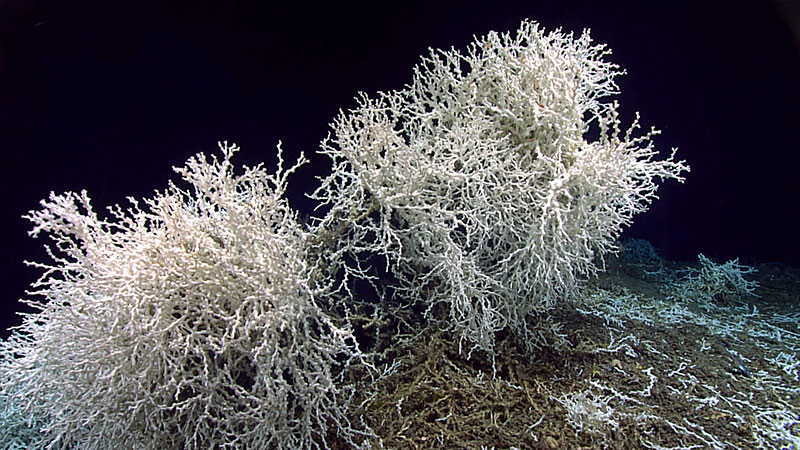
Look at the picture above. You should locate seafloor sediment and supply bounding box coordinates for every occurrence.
[338,244,800,449]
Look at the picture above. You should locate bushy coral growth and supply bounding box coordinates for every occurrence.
[311,20,688,354]
[0,143,366,449]
[1,19,691,448]
[673,254,760,303]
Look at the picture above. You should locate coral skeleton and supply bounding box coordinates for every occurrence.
[672,254,760,303]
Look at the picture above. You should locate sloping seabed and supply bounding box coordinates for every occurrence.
[338,242,800,449]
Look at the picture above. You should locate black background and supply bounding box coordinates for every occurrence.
[2,0,799,334]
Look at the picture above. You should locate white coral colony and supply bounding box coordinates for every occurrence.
[311,20,688,355]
